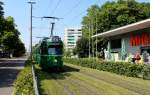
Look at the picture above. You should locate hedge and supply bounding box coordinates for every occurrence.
[64,58,150,79]
[13,60,34,95]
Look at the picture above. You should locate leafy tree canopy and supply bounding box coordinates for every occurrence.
[1,32,20,50]
[76,37,89,58]
[0,1,25,57]
[0,1,4,17]
[82,0,150,36]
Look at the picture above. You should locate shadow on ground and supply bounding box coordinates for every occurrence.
[0,59,26,88]
[35,65,80,95]
[36,64,80,80]
[0,60,26,67]
[62,65,80,72]
[0,68,21,88]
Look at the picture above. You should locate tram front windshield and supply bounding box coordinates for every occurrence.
[48,45,62,55]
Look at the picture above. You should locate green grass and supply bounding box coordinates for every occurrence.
[35,64,150,95]
[13,60,34,95]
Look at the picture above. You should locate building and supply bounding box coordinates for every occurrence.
[93,19,150,63]
[64,28,82,51]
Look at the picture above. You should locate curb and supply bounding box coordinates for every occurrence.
[32,65,39,95]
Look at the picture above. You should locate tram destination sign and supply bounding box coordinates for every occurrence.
[51,36,61,42]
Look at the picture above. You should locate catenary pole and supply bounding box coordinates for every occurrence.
[92,19,94,59]
[96,14,98,61]
[89,22,91,58]
[28,1,36,61]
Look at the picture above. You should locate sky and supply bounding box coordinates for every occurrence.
[1,0,150,51]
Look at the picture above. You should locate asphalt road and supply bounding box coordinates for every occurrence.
[0,57,27,95]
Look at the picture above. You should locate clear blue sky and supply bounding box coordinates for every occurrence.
[2,0,150,51]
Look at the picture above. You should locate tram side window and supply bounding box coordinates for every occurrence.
[41,42,48,54]
[110,39,121,49]
[41,46,48,54]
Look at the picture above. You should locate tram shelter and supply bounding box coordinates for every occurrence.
[93,19,150,63]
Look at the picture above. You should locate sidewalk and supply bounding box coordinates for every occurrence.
[0,57,27,95]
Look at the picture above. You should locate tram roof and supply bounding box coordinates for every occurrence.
[92,18,150,38]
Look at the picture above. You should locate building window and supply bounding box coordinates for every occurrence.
[68,42,75,44]
[68,45,74,47]
[68,29,74,31]
[68,39,74,41]
[68,36,74,38]
[110,39,121,49]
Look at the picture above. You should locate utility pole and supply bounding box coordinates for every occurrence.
[28,1,36,61]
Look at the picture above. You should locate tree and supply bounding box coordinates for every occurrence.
[0,1,4,17]
[93,37,107,58]
[1,32,25,57]
[0,1,4,40]
[1,32,18,50]
[13,41,26,57]
[81,0,150,57]
[82,5,99,36]
[82,0,150,35]
[76,37,89,58]
[0,5,25,57]
[3,16,20,36]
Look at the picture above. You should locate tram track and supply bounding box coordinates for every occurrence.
[52,73,102,95]
[36,63,150,95]
[67,64,150,95]
[79,70,150,95]
[50,73,75,95]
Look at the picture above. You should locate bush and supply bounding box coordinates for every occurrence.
[64,58,150,79]
[13,60,34,95]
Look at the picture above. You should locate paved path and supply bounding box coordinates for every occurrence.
[0,57,27,95]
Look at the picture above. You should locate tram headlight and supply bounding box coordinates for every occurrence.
[54,59,57,63]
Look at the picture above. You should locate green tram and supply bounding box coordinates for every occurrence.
[33,36,63,70]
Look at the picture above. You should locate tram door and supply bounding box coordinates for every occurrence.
[141,47,150,63]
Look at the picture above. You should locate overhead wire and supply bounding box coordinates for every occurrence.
[32,0,52,42]
[48,0,63,36]
[52,0,85,34]
[35,0,61,38]
[62,0,83,17]
[67,0,101,26]
[45,0,53,15]
[50,0,62,15]
[69,10,87,25]
[32,0,56,45]
[66,0,102,58]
